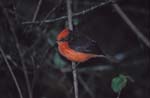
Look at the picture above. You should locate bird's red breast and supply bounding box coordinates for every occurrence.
[57,28,98,63]
[58,41,97,62]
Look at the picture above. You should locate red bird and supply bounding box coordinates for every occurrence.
[57,28,108,63]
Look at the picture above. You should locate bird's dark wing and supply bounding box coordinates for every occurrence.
[68,32,104,55]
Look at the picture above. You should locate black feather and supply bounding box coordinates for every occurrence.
[67,31,104,55]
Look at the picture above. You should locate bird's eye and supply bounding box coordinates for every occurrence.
[60,38,68,42]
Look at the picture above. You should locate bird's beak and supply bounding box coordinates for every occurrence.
[56,38,69,43]
[56,40,63,44]
[56,40,59,43]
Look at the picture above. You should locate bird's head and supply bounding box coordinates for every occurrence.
[57,28,70,43]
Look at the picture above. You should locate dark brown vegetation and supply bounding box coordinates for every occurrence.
[0,0,149,98]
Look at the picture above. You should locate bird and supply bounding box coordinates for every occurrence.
[56,28,114,63]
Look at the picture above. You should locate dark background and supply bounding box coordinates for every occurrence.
[0,0,149,98]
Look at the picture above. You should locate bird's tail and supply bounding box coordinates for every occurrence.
[96,55,118,63]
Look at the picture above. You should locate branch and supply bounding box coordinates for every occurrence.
[39,0,62,25]
[2,6,33,98]
[111,1,150,48]
[61,65,113,73]
[0,47,24,98]
[32,0,43,22]
[72,62,79,98]
[12,29,33,98]
[66,0,78,97]
[78,75,95,98]
[22,0,62,56]
[22,0,112,24]
[66,0,73,30]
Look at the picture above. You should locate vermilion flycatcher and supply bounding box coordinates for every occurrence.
[56,28,111,63]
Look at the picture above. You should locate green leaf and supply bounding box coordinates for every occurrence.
[53,52,67,68]
[48,29,58,46]
[73,18,80,26]
[111,74,127,93]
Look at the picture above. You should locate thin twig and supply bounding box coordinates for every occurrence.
[32,0,43,22]
[111,1,150,48]
[66,0,73,30]
[39,0,62,25]
[0,47,23,98]
[27,0,62,59]
[23,0,62,56]
[78,75,95,98]
[1,5,33,98]
[61,65,113,73]
[22,0,112,24]
[30,56,39,91]
[11,0,18,21]
[72,62,79,98]
[66,0,78,97]
[6,55,18,67]
[116,90,121,98]
[12,31,33,98]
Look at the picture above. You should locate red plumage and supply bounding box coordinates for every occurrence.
[57,28,105,63]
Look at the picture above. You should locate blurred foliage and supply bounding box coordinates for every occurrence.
[53,52,67,68]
